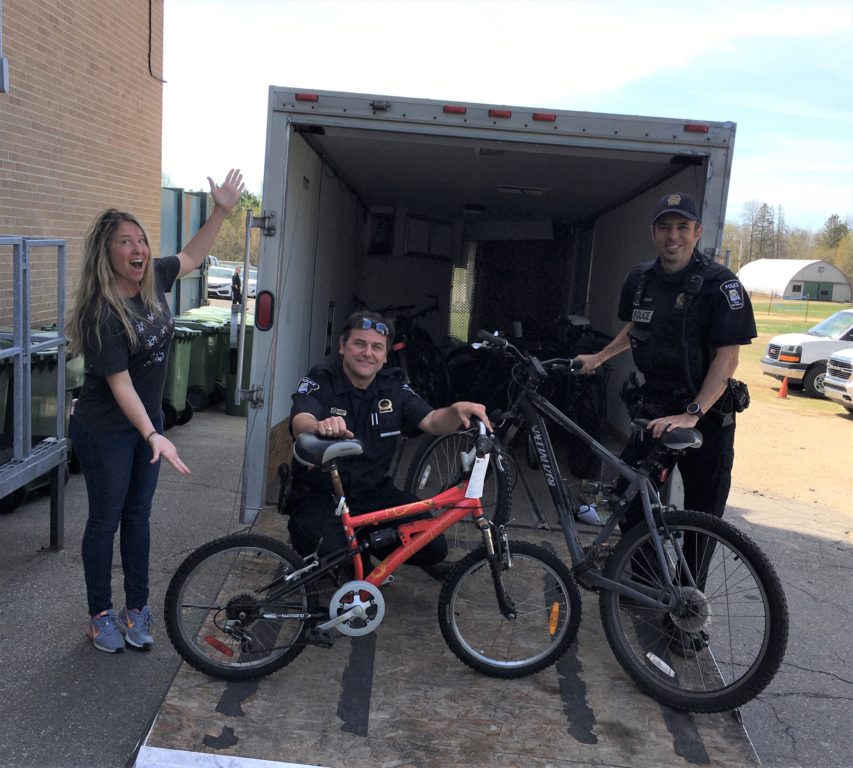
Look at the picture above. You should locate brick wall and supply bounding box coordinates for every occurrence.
[0,1,163,326]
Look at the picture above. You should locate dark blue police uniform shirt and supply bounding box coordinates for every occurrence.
[291,360,434,496]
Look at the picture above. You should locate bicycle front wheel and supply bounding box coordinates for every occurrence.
[438,541,581,678]
[405,430,512,555]
[164,534,318,681]
[599,510,789,712]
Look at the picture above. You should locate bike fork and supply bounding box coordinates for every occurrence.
[478,518,517,620]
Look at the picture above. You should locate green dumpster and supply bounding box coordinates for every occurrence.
[162,325,199,430]
[0,330,79,509]
[173,317,227,409]
[0,328,82,439]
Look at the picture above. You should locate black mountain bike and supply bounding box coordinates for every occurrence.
[410,330,789,713]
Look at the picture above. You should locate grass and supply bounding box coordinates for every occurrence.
[749,293,853,336]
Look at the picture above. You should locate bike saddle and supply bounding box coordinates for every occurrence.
[660,427,703,451]
[294,433,364,468]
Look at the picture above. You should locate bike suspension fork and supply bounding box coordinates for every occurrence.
[477,517,517,620]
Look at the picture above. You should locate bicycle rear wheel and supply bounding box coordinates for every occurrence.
[598,510,788,712]
[405,430,512,555]
[438,541,581,678]
[164,534,318,681]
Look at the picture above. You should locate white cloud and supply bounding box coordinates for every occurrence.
[162,0,853,229]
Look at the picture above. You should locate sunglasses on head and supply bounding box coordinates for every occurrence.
[352,317,390,336]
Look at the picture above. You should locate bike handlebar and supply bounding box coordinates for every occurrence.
[474,330,583,378]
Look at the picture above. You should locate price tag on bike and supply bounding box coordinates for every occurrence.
[465,454,490,499]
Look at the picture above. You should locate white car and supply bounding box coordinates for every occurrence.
[206,265,235,299]
[823,348,853,413]
[760,308,853,397]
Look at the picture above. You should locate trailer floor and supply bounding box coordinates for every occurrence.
[136,495,760,768]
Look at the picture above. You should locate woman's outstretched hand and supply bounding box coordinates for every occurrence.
[207,168,244,215]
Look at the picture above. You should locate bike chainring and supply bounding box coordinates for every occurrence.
[329,580,386,637]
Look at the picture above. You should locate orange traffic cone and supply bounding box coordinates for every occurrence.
[777,377,789,399]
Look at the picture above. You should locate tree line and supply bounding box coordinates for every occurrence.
[176,180,853,291]
[723,202,852,286]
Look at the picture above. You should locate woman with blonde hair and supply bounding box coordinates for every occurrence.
[68,169,243,653]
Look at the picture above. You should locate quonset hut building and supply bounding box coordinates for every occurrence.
[737,259,852,302]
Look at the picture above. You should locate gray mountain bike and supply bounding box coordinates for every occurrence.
[410,330,788,713]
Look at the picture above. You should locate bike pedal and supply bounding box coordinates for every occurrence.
[307,627,335,648]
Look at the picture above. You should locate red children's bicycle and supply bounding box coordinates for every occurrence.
[164,420,581,681]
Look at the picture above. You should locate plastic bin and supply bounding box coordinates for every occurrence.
[162,325,199,429]
[173,317,228,409]
[0,327,82,439]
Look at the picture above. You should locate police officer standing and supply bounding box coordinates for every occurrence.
[576,192,756,523]
[286,310,490,579]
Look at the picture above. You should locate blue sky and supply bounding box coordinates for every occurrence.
[162,0,853,231]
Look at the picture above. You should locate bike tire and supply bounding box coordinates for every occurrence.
[164,533,318,681]
[598,510,788,712]
[438,541,581,678]
[405,430,512,555]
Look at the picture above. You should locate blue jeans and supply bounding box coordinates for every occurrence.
[70,414,162,615]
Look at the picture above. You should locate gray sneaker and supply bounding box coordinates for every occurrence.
[86,610,125,653]
[118,605,154,650]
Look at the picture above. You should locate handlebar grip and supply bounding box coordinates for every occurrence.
[475,329,507,347]
[472,416,493,457]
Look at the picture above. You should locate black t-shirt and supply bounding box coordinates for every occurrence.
[617,254,756,399]
[75,256,180,430]
[290,360,434,496]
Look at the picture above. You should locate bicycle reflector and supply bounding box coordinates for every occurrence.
[549,602,561,636]
[204,635,235,657]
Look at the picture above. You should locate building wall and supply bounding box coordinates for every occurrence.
[0,1,164,326]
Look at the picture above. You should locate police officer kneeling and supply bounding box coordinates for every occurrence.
[285,310,490,580]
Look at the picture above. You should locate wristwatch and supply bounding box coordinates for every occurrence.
[686,403,704,417]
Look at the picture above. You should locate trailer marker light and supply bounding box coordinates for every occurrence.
[532,113,557,122]
[255,290,275,332]
[488,109,512,119]
[684,123,710,134]
[295,93,319,102]
[443,105,467,115]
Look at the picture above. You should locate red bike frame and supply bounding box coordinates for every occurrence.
[341,483,484,586]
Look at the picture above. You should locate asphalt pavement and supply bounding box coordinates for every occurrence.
[0,403,850,768]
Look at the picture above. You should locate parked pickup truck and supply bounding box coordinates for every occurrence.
[823,348,853,413]
[760,308,853,396]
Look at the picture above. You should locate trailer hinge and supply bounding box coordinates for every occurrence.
[251,211,276,237]
[371,100,392,112]
[240,385,264,408]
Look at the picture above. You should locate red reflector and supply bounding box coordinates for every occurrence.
[255,290,275,332]
[684,123,710,133]
[203,635,234,657]
[295,92,319,102]
[488,109,512,119]
[443,105,467,115]
[532,113,557,122]
[392,341,406,351]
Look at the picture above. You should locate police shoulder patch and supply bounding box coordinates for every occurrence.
[720,280,745,310]
[297,376,319,395]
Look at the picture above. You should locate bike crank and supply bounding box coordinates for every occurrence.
[321,580,386,637]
